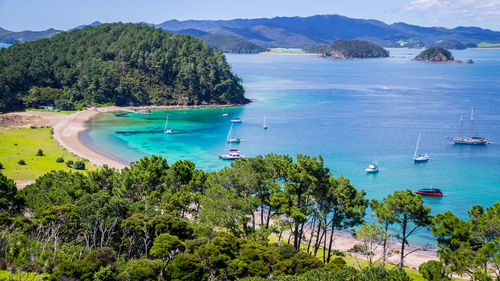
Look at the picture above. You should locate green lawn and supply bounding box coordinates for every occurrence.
[476,42,500,48]
[0,127,97,179]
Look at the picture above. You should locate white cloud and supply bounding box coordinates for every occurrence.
[402,0,500,19]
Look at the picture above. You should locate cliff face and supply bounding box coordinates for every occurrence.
[415,47,454,62]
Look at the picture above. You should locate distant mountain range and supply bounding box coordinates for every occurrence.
[2,15,500,50]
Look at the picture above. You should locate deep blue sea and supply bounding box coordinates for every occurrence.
[83,48,500,244]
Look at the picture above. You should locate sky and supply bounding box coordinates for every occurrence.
[0,0,499,31]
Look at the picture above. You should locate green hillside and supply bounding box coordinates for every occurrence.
[0,23,247,112]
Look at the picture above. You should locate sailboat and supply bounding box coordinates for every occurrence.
[447,108,488,145]
[226,123,241,143]
[263,117,268,129]
[414,133,430,162]
[164,114,174,134]
[219,132,245,160]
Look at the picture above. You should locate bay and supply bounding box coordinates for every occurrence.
[85,48,500,243]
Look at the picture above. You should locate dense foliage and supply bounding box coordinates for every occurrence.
[429,40,466,50]
[0,23,247,112]
[414,47,454,62]
[0,154,497,280]
[306,39,389,59]
[201,34,268,54]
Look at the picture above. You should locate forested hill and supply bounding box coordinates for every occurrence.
[306,39,389,59]
[0,23,247,112]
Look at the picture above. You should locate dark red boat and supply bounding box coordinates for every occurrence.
[414,188,443,196]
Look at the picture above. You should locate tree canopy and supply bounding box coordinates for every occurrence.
[306,39,389,59]
[0,23,247,112]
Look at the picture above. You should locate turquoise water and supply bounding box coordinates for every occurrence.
[85,48,500,242]
[0,43,12,49]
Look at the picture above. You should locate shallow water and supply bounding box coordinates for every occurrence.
[85,48,500,243]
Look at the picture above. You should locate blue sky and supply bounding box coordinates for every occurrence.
[0,0,499,31]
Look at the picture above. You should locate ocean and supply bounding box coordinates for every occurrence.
[84,48,500,243]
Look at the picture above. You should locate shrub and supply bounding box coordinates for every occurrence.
[419,260,446,281]
[0,258,6,270]
[0,162,3,169]
[56,157,64,163]
[324,256,347,271]
[36,149,44,156]
[73,161,85,170]
[18,160,26,165]
[93,265,117,281]
[66,160,74,168]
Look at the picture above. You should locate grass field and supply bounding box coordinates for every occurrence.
[0,127,97,179]
[476,42,500,48]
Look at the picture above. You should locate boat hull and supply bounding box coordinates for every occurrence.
[448,137,488,145]
[365,169,378,173]
[414,158,429,163]
[414,191,443,196]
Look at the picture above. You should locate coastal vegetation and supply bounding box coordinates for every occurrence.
[415,47,454,62]
[306,40,389,59]
[0,23,246,112]
[0,127,95,179]
[0,154,496,280]
[201,34,268,54]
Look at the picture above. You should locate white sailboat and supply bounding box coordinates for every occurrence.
[413,133,430,162]
[220,128,245,160]
[263,117,268,129]
[226,123,241,143]
[164,114,174,134]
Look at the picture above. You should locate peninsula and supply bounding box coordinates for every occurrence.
[0,23,247,112]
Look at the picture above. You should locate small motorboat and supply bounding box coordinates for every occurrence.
[219,149,245,160]
[221,113,229,116]
[135,109,152,115]
[227,137,241,143]
[365,162,379,173]
[230,117,242,123]
[414,188,443,196]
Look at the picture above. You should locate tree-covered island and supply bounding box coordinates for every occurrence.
[0,23,247,112]
[415,47,455,62]
[306,39,389,59]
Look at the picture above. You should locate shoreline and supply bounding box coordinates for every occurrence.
[1,103,245,170]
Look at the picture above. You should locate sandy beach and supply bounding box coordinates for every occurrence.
[0,104,245,171]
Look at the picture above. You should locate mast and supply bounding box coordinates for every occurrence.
[164,115,169,132]
[470,107,474,138]
[227,123,233,142]
[414,133,421,159]
[460,116,463,138]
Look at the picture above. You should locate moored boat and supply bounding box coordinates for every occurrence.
[447,108,488,145]
[219,149,245,160]
[414,188,443,196]
[230,117,242,123]
[135,109,152,115]
[365,162,379,173]
[414,133,430,162]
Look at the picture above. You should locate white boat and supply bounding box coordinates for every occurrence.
[447,108,488,145]
[219,149,246,160]
[413,133,430,162]
[164,114,174,134]
[230,117,242,123]
[135,109,152,115]
[263,117,268,129]
[226,124,241,143]
[365,162,379,173]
